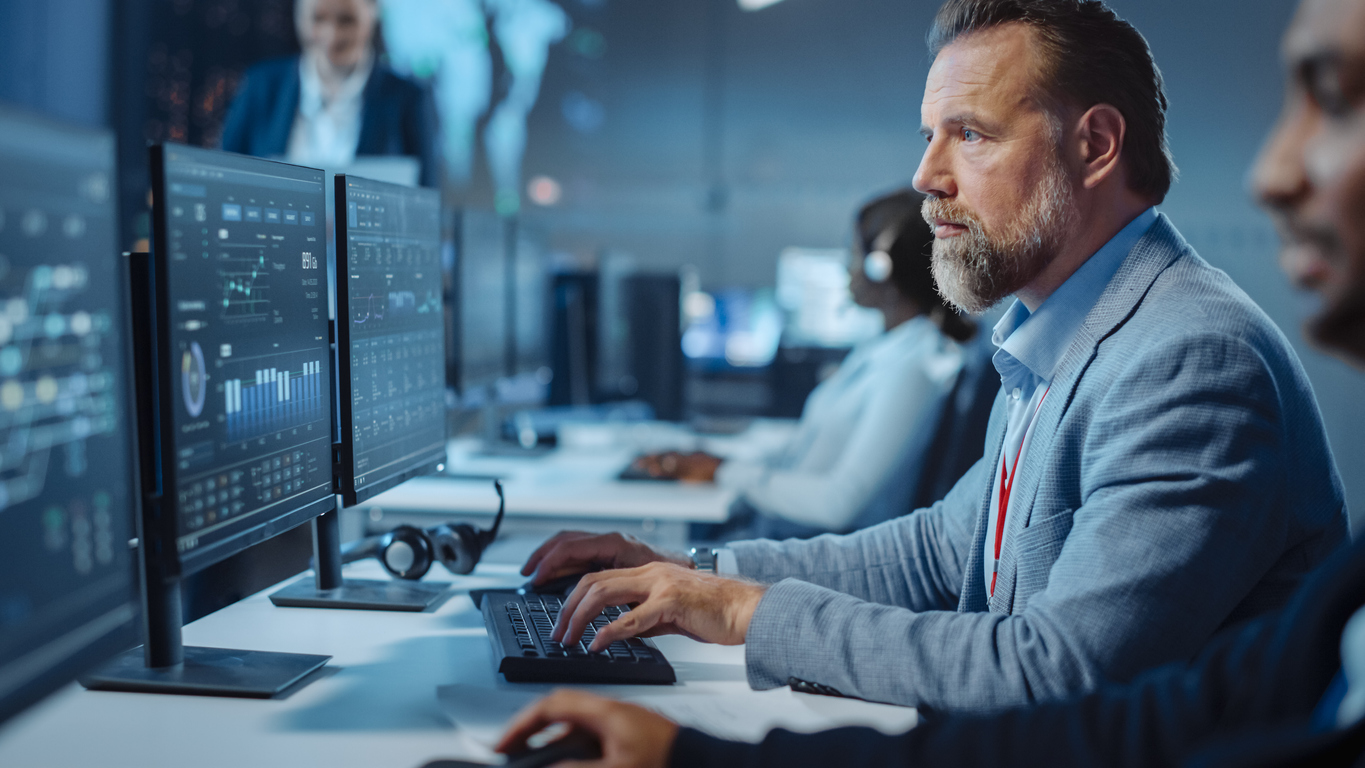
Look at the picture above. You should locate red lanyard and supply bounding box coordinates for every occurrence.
[990,386,1050,598]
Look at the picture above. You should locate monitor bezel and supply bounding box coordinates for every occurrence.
[0,107,142,727]
[333,174,447,508]
[146,144,336,578]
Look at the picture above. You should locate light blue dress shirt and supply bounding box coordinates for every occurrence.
[983,207,1159,591]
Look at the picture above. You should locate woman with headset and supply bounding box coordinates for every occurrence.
[637,189,976,536]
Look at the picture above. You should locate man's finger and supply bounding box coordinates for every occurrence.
[555,574,649,645]
[522,531,586,576]
[531,537,614,585]
[589,601,665,651]
[554,574,624,644]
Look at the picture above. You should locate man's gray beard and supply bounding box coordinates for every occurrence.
[924,161,1078,314]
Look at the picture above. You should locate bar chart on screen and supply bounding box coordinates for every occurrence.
[221,351,326,444]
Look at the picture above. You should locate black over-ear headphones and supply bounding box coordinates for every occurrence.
[341,480,507,579]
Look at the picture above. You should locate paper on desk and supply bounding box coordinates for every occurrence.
[631,689,917,743]
[436,683,917,750]
[437,683,540,756]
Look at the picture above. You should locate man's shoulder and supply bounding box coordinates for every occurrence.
[1107,227,1295,371]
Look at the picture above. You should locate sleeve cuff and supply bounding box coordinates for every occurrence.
[715,459,768,491]
[717,547,739,575]
[743,578,837,690]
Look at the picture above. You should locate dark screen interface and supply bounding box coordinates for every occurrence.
[342,177,444,495]
[0,117,136,678]
[161,147,331,556]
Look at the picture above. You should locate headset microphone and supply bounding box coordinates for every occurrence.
[862,220,904,284]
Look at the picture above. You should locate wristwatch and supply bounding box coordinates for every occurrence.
[689,547,718,573]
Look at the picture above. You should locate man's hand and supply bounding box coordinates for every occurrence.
[496,690,677,768]
[630,451,724,482]
[521,531,692,586]
[553,562,765,650]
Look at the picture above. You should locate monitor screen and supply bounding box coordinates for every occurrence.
[334,175,446,506]
[0,108,139,725]
[151,145,333,574]
[775,247,883,347]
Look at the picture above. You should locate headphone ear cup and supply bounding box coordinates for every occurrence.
[378,525,434,580]
[863,250,894,283]
[429,523,482,575]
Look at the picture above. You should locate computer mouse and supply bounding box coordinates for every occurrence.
[419,733,601,768]
[521,572,587,595]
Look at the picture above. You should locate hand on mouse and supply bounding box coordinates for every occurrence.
[496,690,677,768]
[634,451,723,482]
[521,531,693,586]
[552,562,765,650]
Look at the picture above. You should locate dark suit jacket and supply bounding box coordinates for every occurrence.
[671,532,1365,767]
[220,56,439,187]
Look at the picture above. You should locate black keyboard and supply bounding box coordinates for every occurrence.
[477,590,676,685]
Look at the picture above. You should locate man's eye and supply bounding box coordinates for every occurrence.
[1305,60,1352,117]
[963,129,981,141]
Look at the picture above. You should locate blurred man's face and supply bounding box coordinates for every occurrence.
[1254,0,1365,363]
[913,23,1078,313]
[297,0,377,73]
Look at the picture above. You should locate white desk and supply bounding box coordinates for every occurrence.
[0,544,915,767]
[354,422,799,549]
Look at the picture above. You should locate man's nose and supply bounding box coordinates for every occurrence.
[1252,104,1312,214]
[914,136,955,200]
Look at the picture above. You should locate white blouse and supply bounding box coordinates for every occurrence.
[716,316,964,531]
[285,54,372,170]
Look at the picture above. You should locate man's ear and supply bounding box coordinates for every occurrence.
[1075,104,1127,190]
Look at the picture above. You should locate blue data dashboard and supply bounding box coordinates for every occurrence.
[338,177,445,502]
[158,147,333,558]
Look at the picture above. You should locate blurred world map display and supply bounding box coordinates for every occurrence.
[382,0,569,214]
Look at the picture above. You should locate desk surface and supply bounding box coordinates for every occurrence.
[356,421,800,524]
[0,543,914,768]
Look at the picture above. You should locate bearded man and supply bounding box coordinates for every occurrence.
[515,0,1349,712]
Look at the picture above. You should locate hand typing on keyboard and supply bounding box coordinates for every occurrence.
[521,531,693,586]
[551,563,767,651]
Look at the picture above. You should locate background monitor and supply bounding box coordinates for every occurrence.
[0,107,140,724]
[775,247,882,347]
[334,175,447,507]
[458,210,508,395]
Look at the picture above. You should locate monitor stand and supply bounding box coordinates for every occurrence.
[268,507,447,611]
[81,574,330,698]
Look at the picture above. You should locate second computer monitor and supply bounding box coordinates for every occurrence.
[335,175,446,507]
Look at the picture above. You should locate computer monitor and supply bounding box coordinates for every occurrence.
[333,175,446,506]
[775,247,883,347]
[267,175,449,612]
[0,108,140,726]
[83,144,332,697]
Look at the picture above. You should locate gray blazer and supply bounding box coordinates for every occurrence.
[732,214,1349,712]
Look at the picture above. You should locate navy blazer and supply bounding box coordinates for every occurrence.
[220,56,439,187]
[671,532,1365,767]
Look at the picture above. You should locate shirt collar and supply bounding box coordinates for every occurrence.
[992,206,1158,387]
[298,53,373,118]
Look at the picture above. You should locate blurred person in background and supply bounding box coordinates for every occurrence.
[633,189,977,537]
[220,0,439,186]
